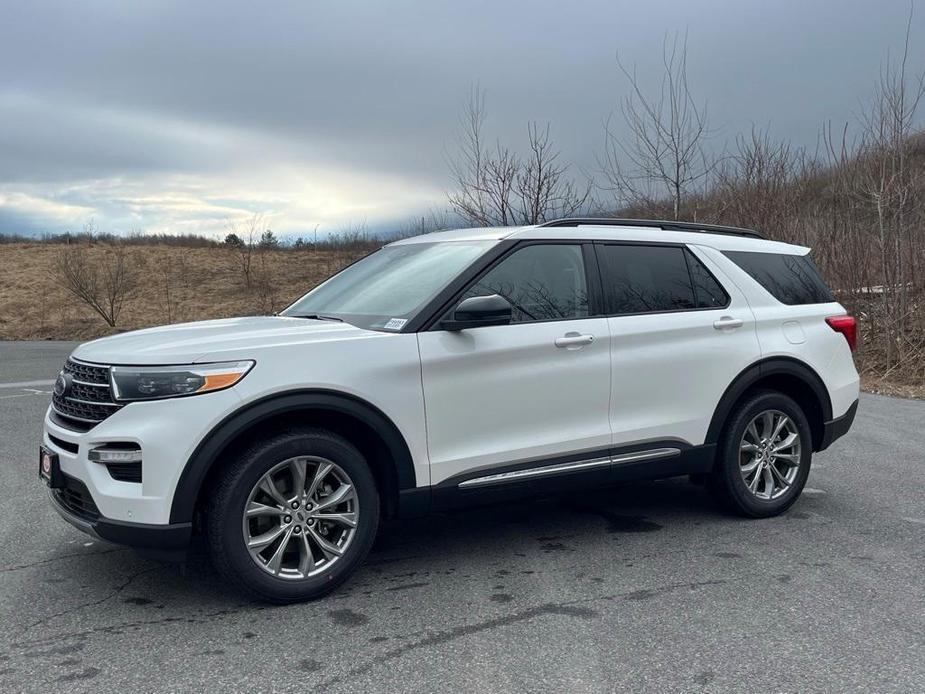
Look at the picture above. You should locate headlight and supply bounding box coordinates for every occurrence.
[110,361,254,402]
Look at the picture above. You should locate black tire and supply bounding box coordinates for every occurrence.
[205,427,379,603]
[709,390,812,518]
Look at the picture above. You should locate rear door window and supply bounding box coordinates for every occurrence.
[597,244,728,315]
[723,251,834,305]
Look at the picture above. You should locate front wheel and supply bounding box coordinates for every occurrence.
[206,428,379,603]
[710,391,812,518]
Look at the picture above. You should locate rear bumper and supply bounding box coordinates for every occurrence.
[819,398,858,451]
[49,486,191,555]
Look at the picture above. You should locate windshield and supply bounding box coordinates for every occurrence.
[281,241,495,331]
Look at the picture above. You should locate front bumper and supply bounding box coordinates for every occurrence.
[42,385,242,527]
[49,483,191,552]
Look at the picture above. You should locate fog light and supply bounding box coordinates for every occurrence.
[88,446,142,464]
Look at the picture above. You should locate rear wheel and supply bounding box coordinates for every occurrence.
[710,391,812,517]
[206,428,379,603]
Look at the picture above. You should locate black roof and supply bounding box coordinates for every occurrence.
[539,217,764,240]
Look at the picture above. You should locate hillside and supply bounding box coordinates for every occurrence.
[0,243,362,341]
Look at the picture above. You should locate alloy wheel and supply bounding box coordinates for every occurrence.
[738,409,803,500]
[242,456,359,579]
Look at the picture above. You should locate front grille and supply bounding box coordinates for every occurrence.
[54,474,100,521]
[51,359,123,432]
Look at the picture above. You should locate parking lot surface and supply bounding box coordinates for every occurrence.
[0,340,923,692]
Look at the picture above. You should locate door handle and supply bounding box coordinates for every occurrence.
[555,332,594,349]
[713,316,744,330]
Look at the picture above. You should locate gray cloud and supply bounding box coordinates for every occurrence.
[0,0,922,236]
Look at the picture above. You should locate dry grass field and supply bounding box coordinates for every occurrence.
[1,240,921,398]
[0,243,363,341]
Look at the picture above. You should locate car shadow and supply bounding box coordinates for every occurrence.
[369,476,721,560]
[18,477,728,618]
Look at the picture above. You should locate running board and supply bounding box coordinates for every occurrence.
[457,448,681,489]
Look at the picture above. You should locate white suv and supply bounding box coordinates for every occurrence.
[40,218,859,602]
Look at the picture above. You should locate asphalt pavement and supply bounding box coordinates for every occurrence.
[0,340,922,692]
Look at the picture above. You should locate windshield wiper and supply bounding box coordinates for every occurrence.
[293,314,344,322]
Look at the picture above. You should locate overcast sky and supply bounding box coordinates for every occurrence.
[1,0,922,238]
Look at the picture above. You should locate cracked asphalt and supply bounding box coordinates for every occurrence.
[1,340,923,692]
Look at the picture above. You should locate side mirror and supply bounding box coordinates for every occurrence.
[442,294,512,331]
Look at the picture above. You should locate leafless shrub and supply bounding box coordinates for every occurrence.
[54,241,137,328]
[324,221,376,251]
[711,129,800,229]
[252,250,279,315]
[173,252,192,290]
[812,6,925,380]
[38,281,50,333]
[394,210,455,239]
[1,230,223,247]
[159,254,174,324]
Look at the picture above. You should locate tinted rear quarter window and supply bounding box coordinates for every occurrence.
[687,253,729,308]
[723,251,834,305]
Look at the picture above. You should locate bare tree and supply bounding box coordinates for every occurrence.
[849,5,925,372]
[225,213,266,287]
[686,7,924,387]
[600,32,713,219]
[516,122,592,223]
[55,241,137,328]
[447,88,591,225]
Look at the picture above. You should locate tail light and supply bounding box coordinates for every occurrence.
[826,315,857,352]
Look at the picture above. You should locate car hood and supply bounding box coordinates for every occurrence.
[70,316,383,365]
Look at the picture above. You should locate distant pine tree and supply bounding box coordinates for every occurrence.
[259,230,279,249]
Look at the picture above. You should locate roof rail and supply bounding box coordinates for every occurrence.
[539,217,765,240]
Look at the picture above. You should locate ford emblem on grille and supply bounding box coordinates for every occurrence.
[54,372,72,398]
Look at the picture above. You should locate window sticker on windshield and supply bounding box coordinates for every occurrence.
[382,318,408,331]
